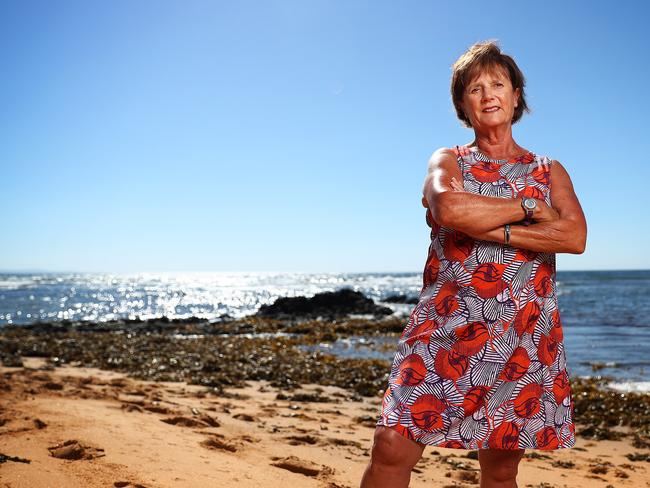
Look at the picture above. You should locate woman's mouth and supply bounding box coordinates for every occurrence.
[482,107,500,113]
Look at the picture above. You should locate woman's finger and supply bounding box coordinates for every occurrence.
[450,177,464,191]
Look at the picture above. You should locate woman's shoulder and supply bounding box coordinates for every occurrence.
[429,146,460,159]
[427,147,461,172]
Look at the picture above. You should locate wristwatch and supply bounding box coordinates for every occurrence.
[521,197,537,221]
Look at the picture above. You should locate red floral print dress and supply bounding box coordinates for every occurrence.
[375,146,575,450]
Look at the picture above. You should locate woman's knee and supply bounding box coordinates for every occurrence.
[370,426,424,468]
[478,449,524,482]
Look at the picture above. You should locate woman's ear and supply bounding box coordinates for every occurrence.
[514,87,521,108]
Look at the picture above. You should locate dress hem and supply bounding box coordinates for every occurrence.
[375,420,576,451]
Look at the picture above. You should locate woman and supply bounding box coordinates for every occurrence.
[361,41,587,488]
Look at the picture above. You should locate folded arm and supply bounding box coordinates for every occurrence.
[422,148,530,234]
[449,160,587,254]
[465,219,585,254]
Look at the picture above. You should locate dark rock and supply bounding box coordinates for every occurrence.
[256,288,393,319]
[383,294,419,304]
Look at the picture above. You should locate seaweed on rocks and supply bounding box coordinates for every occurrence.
[6,313,407,338]
[0,326,390,397]
[572,376,650,441]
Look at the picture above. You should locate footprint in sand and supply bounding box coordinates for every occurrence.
[48,440,105,460]
[159,413,220,428]
[160,416,208,428]
[324,437,363,449]
[284,434,319,445]
[452,470,480,484]
[239,434,261,443]
[232,412,257,422]
[109,378,130,388]
[121,403,144,413]
[196,413,221,427]
[142,403,171,415]
[200,436,238,452]
[270,455,335,478]
[31,373,53,382]
[42,381,64,390]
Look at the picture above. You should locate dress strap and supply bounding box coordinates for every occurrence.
[534,154,553,167]
[454,145,470,170]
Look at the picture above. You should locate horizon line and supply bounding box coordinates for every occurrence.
[1,268,649,274]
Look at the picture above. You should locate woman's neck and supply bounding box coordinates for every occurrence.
[470,128,523,160]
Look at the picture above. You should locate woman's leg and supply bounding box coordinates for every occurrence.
[478,448,526,488]
[360,426,425,488]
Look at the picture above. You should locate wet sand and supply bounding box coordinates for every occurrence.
[1,357,648,488]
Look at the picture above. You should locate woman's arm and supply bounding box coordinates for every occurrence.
[451,160,587,254]
[423,148,554,233]
[461,221,584,254]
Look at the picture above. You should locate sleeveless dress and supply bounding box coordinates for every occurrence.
[375,146,576,450]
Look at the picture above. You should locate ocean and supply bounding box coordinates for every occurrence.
[1,270,648,391]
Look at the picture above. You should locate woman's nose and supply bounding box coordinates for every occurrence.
[482,89,495,102]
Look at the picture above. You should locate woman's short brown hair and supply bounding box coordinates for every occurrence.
[451,40,530,128]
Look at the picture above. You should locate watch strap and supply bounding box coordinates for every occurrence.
[520,197,531,220]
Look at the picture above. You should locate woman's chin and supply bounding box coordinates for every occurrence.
[475,117,511,129]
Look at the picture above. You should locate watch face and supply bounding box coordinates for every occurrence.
[524,199,536,209]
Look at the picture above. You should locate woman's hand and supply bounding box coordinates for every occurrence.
[450,177,465,192]
[533,199,560,223]
[424,174,466,207]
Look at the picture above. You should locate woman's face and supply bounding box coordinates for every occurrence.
[461,65,520,130]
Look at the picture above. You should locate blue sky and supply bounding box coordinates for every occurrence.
[1,0,647,273]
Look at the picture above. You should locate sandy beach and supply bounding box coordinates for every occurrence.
[2,356,649,488]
